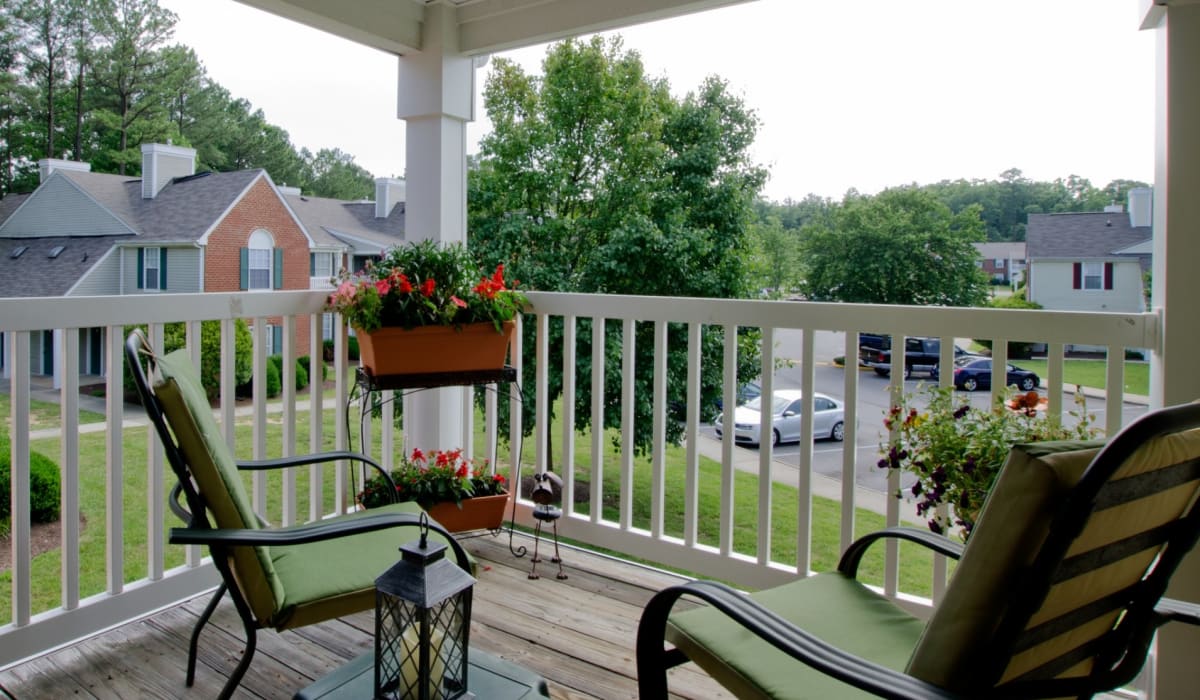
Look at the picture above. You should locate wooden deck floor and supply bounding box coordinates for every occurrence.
[0,532,730,699]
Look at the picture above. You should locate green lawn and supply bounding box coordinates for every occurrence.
[1,397,941,626]
[1008,358,1149,396]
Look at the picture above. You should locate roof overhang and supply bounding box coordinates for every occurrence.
[234,0,757,55]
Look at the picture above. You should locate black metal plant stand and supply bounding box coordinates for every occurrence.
[348,365,530,556]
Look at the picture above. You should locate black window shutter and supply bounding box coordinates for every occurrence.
[239,248,249,290]
[273,248,284,289]
[136,248,144,290]
[159,248,167,290]
[1073,262,1081,290]
[1104,262,1113,290]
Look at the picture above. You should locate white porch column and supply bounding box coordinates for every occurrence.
[396,3,479,451]
[1147,2,1200,697]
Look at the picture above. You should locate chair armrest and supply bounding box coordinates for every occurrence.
[837,526,964,578]
[169,512,471,571]
[1156,597,1200,627]
[636,580,962,700]
[236,451,399,502]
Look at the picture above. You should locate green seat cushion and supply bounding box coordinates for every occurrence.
[270,501,476,630]
[905,439,1105,692]
[154,349,282,624]
[667,573,926,699]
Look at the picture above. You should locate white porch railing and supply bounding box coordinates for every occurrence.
[0,290,1157,671]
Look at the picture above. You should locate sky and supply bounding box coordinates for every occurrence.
[158,0,1156,202]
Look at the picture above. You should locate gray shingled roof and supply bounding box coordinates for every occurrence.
[284,193,405,252]
[0,235,127,297]
[0,193,30,223]
[1026,212,1150,259]
[60,169,262,242]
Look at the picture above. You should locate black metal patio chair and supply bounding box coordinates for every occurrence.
[637,401,1200,698]
[125,330,470,700]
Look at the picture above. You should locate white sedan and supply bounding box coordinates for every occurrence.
[714,390,845,446]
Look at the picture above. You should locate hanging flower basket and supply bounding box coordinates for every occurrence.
[355,320,515,376]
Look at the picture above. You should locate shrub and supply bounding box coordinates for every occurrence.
[294,360,309,389]
[298,355,328,383]
[125,320,254,401]
[0,446,62,524]
[320,337,359,361]
[266,359,282,397]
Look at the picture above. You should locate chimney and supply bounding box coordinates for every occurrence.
[141,143,196,199]
[375,177,406,218]
[1103,204,1123,214]
[278,184,302,197]
[38,158,91,183]
[1128,187,1152,228]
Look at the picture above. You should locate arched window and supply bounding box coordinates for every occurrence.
[241,229,280,290]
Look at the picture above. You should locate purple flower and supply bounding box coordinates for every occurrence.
[953,405,970,420]
[928,519,944,535]
[910,481,922,497]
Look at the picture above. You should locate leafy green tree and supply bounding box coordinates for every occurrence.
[470,36,765,453]
[799,187,989,306]
[747,215,799,296]
[302,147,374,199]
[89,0,178,174]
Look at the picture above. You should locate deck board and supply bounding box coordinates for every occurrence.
[0,532,730,699]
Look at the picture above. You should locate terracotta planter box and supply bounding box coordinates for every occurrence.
[424,492,510,533]
[355,321,515,376]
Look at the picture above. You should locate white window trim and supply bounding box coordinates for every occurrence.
[1082,261,1104,291]
[144,246,161,291]
[248,229,274,291]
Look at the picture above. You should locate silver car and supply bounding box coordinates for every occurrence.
[714,390,845,446]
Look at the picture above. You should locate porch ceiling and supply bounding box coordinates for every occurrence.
[234,0,757,55]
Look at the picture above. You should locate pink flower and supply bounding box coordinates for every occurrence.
[451,295,467,308]
[375,278,391,295]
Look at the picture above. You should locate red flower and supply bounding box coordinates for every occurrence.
[375,278,391,295]
[397,273,413,294]
[410,447,425,463]
[421,278,436,297]
[456,464,468,478]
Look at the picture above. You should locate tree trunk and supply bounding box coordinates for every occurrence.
[72,63,84,161]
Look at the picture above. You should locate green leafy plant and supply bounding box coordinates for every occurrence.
[0,434,61,526]
[325,240,526,333]
[878,385,1098,539]
[358,448,508,510]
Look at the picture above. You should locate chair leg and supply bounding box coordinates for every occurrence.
[187,583,227,686]
[217,611,258,700]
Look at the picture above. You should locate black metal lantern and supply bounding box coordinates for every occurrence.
[374,514,475,699]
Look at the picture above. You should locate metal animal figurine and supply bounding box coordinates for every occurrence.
[528,471,567,580]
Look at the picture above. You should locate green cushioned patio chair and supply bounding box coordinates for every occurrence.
[637,401,1200,699]
[125,330,471,700]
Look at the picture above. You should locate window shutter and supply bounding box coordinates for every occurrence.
[159,248,168,290]
[273,248,284,289]
[1073,262,1082,290]
[136,248,144,290]
[239,248,249,290]
[273,326,283,355]
[1104,262,1113,290]
[310,253,316,277]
